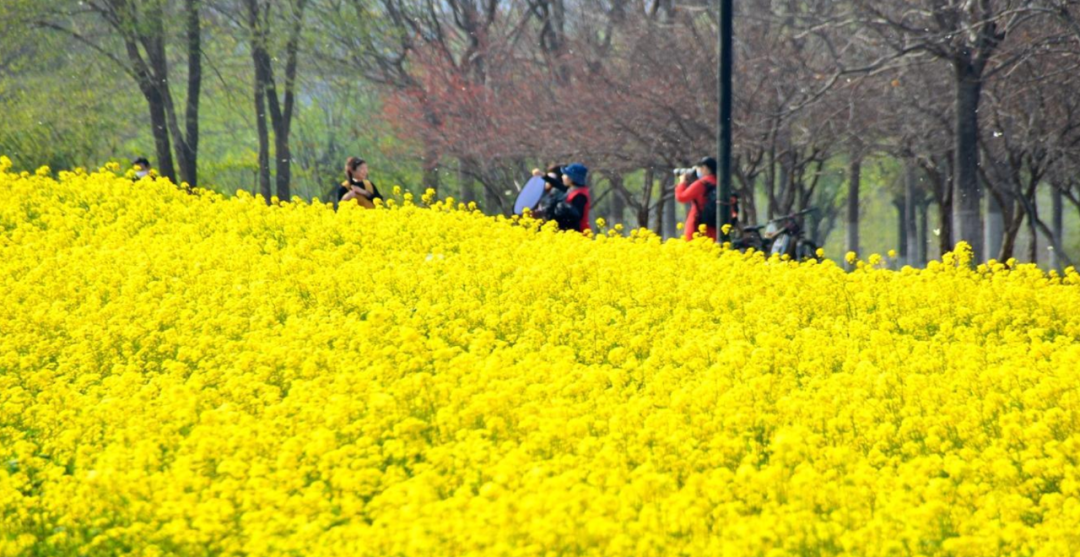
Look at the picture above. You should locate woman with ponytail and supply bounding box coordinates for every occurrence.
[337,157,383,208]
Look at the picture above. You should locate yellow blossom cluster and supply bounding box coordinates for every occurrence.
[2,158,1080,557]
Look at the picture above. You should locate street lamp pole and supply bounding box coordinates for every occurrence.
[717,0,734,241]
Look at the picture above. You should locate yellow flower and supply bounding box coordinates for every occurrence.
[0,163,1077,557]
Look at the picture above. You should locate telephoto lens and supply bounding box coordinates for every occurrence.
[674,168,698,181]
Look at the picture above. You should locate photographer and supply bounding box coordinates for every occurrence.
[675,157,718,241]
[541,163,591,233]
[533,164,567,221]
[532,164,567,194]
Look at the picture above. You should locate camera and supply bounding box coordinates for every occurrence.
[673,167,698,180]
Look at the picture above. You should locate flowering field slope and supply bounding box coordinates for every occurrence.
[2,161,1080,557]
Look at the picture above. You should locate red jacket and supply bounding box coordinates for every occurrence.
[566,187,592,233]
[675,175,717,241]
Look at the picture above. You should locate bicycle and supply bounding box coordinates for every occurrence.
[730,208,821,262]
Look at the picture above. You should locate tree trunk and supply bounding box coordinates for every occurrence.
[777,151,793,217]
[938,190,953,258]
[637,167,654,228]
[796,171,810,213]
[269,0,307,201]
[1028,194,1039,264]
[273,127,292,200]
[918,201,930,265]
[610,175,625,227]
[999,202,1025,262]
[458,157,476,204]
[246,0,306,201]
[846,157,861,258]
[999,225,1019,262]
[765,146,777,220]
[735,169,757,226]
[182,0,201,189]
[1051,184,1064,270]
[146,86,176,184]
[254,85,271,201]
[246,0,272,201]
[654,175,667,236]
[121,15,179,185]
[663,174,677,239]
[145,10,197,189]
[895,200,908,264]
[985,191,1005,261]
[483,170,503,215]
[953,60,984,262]
[904,163,919,267]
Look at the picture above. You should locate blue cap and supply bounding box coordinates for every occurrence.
[563,163,588,186]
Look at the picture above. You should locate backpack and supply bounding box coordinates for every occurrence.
[697,184,718,230]
[696,185,740,231]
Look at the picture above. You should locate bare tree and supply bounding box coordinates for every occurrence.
[982,35,1080,266]
[234,0,308,201]
[29,0,204,186]
[849,0,1063,261]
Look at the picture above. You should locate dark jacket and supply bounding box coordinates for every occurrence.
[335,178,384,209]
[553,187,590,232]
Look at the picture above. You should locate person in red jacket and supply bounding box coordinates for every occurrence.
[675,157,718,241]
[551,163,591,233]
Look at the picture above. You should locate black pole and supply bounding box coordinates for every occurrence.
[717,0,733,241]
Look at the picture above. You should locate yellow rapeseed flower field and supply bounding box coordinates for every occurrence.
[2,157,1080,557]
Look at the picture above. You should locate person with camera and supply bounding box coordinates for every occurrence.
[337,156,383,209]
[532,164,567,193]
[532,164,567,220]
[538,163,591,233]
[675,157,719,241]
